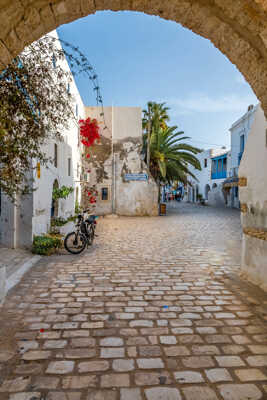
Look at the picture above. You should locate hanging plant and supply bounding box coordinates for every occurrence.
[79,118,100,148]
[52,185,74,200]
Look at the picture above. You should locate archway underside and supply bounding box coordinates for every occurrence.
[0,0,267,114]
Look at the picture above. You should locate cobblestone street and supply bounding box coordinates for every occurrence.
[0,202,267,400]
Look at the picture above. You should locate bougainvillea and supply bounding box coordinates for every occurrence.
[79,118,100,148]
[83,185,98,212]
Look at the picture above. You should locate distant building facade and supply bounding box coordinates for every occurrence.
[186,148,230,207]
[223,105,256,209]
[82,106,158,217]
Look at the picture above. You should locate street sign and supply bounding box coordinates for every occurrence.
[124,173,148,181]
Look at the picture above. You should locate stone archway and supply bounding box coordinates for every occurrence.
[0,1,267,115]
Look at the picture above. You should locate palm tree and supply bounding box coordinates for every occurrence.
[148,125,201,185]
[142,102,201,192]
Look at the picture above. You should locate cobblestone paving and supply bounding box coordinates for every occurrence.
[0,203,267,400]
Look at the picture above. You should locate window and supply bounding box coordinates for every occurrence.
[52,54,56,68]
[223,157,227,171]
[235,187,239,198]
[240,134,245,152]
[218,159,222,172]
[101,187,108,201]
[68,158,71,176]
[54,144,58,168]
[204,159,207,168]
[211,160,216,173]
[67,83,70,93]
[75,104,78,117]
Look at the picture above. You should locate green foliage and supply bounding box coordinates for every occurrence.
[52,185,74,201]
[51,217,69,227]
[142,102,202,187]
[32,235,62,256]
[75,200,82,214]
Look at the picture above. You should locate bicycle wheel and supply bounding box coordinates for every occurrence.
[64,232,86,254]
[87,224,95,245]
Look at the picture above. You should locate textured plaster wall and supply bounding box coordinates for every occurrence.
[0,1,267,117]
[83,106,158,216]
[239,104,267,291]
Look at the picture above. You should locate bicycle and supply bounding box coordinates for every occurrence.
[64,209,98,254]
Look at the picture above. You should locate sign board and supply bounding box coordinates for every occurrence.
[37,162,41,179]
[124,173,148,181]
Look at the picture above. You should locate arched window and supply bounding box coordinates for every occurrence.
[51,180,59,218]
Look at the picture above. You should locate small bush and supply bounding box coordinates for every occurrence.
[32,235,62,256]
[51,217,69,227]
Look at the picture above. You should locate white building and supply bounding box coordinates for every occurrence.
[223,104,256,208]
[186,148,230,206]
[238,103,267,290]
[0,31,84,248]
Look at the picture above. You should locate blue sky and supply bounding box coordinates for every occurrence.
[57,11,257,149]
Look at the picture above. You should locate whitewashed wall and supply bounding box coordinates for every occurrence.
[239,104,267,291]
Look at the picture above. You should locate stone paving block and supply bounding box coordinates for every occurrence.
[234,368,267,381]
[22,350,51,360]
[87,390,117,400]
[46,361,74,374]
[164,346,190,356]
[191,345,220,355]
[215,356,246,367]
[63,330,89,338]
[120,388,142,400]
[113,359,135,372]
[101,374,130,388]
[145,388,182,400]
[9,394,42,400]
[218,384,263,400]
[33,376,60,389]
[182,356,215,368]
[0,376,30,392]
[78,361,109,372]
[139,346,161,357]
[70,338,96,347]
[100,337,124,346]
[182,386,219,400]
[160,336,177,344]
[222,345,246,354]
[135,372,172,386]
[43,340,67,349]
[174,371,204,383]
[47,393,81,400]
[205,368,233,382]
[246,355,267,366]
[137,358,164,369]
[62,375,97,388]
[248,345,267,354]
[101,348,125,358]
[130,320,153,327]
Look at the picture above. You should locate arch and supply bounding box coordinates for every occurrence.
[0,2,267,116]
[212,183,217,189]
[205,184,211,200]
[51,179,59,218]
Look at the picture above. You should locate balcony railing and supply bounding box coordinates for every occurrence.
[211,170,227,180]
